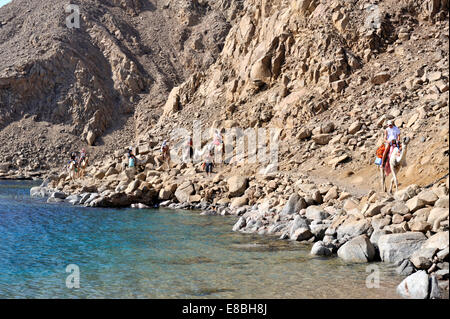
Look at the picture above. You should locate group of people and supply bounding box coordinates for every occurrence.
[67,148,89,179]
[153,130,225,176]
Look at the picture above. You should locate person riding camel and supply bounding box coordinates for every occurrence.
[381,120,401,167]
[78,148,89,178]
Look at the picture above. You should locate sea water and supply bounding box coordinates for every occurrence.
[0,180,403,298]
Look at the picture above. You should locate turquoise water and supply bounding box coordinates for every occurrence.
[0,180,404,298]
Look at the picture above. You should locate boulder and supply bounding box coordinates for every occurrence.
[417,190,439,206]
[230,196,249,209]
[397,270,429,299]
[348,121,361,134]
[396,259,415,276]
[227,176,248,197]
[312,134,332,145]
[421,231,449,251]
[291,227,313,241]
[323,186,338,202]
[427,208,449,231]
[406,197,426,213]
[390,202,410,215]
[378,232,427,263]
[337,218,371,240]
[410,247,437,269]
[280,193,306,215]
[305,206,330,221]
[289,215,310,239]
[371,72,391,85]
[434,196,449,209]
[174,182,195,203]
[298,128,311,140]
[337,235,376,263]
[232,217,246,231]
[311,241,333,256]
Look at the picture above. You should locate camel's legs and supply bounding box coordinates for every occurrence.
[389,166,398,194]
[380,167,386,193]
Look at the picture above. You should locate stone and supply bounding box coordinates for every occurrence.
[232,217,246,231]
[305,206,330,221]
[406,196,426,213]
[174,182,195,203]
[390,201,410,215]
[348,121,361,134]
[417,190,439,206]
[230,196,248,209]
[397,270,429,299]
[396,259,415,276]
[311,241,333,256]
[310,223,328,240]
[291,227,313,241]
[50,191,66,199]
[371,72,391,85]
[434,196,449,209]
[337,235,376,263]
[409,220,432,233]
[378,232,427,263]
[427,208,449,231]
[364,203,385,217]
[86,130,96,146]
[280,193,306,215]
[370,229,391,248]
[410,247,437,269]
[289,215,310,239]
[312,134,332,145]
[337,218,371,240]
[429,275,443,299]
[227,176,248,197]
[394,185,419,201]
[421,231,449,251]
[30,186,51,198]
[392,214,404,224]
[298,127,311,140]
[323,186,338,202]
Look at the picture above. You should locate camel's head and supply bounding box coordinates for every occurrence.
[402,136,410,145]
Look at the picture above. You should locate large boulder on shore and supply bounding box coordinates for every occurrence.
[174,182,194,203]
[336,217,372,240]
[397,270,430,299]
[227,176,248,197]
[280,193,306,215]
[378,232,427,263]
[337,235,376,263]
[305,206,330,221]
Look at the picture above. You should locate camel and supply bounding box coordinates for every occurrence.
[78,157,89,178]
[380,136,410,194]
[68,160,78,181]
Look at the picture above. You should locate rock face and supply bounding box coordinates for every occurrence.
[0,0,238,170]
[227,176,248,197]
[337,235,376,263]
[174,182,194,203]
[397,270,430,299]
[378,232,427,263]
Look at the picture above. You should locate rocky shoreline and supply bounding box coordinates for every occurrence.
[27,152,449,299]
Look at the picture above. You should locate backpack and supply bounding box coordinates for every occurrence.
[376,144,385,158]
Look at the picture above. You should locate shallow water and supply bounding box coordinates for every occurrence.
[0,180,404,298]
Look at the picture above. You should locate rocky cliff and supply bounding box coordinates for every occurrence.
[0,0,241,175]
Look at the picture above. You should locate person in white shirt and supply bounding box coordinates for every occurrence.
[381,120,401,167]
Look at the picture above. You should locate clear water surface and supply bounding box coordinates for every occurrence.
[0,180,403,298]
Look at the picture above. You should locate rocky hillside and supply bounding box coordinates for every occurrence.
[151,0,449,191]
[0,0,241,176]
